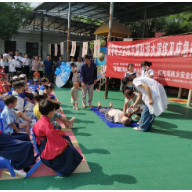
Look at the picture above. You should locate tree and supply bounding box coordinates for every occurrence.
[128,11,192,38]
[0,2,32,40]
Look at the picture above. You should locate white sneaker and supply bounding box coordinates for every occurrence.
[76,107,79,110]
[133,126,142,131]
[14,169,27,178]
[73,106,76,109]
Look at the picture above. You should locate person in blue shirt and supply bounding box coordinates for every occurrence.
[1,95,33,135]
[44,55,54,83]
[80,54,97,108]
[56,56,63,68]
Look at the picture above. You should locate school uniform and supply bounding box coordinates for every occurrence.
[133,77,169,131]
[1,106,30,141]
[33,116,83,176]
[12,91,35,121]
[0,130,35,170]
[124,71,138,78]
[141,68,154,77]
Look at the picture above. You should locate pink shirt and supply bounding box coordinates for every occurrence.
[31,60,40,71]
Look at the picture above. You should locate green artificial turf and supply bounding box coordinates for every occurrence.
[0,87,192,190]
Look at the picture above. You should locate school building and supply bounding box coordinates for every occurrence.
[0,29,94,62]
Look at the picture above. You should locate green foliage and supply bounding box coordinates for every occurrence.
[0,2,32,40]
[128,11,192,38]
[72,15,104,26]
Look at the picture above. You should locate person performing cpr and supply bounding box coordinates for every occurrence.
[129,76,169,131]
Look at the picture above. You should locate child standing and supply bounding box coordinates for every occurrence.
[1,95,33,134]
[33,69,40,85]
[71,81,81,110]
[71,63,80,84]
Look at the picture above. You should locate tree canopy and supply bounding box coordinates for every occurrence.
[0,2,32,40]
[129,11,192,38]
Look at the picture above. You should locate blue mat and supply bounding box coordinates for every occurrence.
[90,107,139,128]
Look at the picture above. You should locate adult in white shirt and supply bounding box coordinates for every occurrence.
[130,76,169,132]
[14,50,23,72]
[0,54,3,68]
[75,57,84,72]
[22,53,30,78]
[140,61,154,78]
[8,54,17,77]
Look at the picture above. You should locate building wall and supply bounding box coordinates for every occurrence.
[0,30,94,61]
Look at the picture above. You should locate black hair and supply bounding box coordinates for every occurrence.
[128,63,134,68]
[84,54,91,60]
[39,100,55,116]
[25,92,34,101]
[122,77,133,86]
[19,52,22,55]
[41,77,48,83]
[19,77,25,81]
[141,61,152,67]
[13,82,25,90]
[1,77,7,81]
[9,54,14,58]
[4,95,17,105]
[34,90,48,102]
[15,50,19,53]
[45,83,55,90]
[70,63,75,67]
[20,80,26,85]
[47,54,51,57]
[124,89,134,96]
[16,71,22,76]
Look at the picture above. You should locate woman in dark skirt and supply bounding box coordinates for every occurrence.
[33,100,82,177]
[0,130,35,177]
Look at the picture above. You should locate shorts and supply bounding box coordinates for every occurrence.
[71,98,78,104]
[33,78,39,82]
[54,112,62,119]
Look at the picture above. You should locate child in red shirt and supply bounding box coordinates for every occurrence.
[0,77,11,94]
[33,69,40,85]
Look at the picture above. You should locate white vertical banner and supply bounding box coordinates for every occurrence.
[70,41,76,57]
[82,42,88,58]
[94,39,100,58]
[48,44,51,55]
[60,42,64,55]
[54,44,58,56]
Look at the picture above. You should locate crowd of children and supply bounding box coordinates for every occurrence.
[0,71,82,178]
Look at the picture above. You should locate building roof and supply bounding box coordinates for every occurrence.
[94,21,132,37]
[32,2,192,35]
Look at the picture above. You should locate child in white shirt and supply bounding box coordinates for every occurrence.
[9,54,17,77]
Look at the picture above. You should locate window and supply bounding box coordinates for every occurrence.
[5,41,16,55]
[26,43,38,59]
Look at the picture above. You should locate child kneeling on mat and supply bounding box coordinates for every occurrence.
[33,100,83,177]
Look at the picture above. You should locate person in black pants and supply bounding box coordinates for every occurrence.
[22,54,30,79]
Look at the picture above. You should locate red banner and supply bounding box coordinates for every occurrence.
[106,35,192,89]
